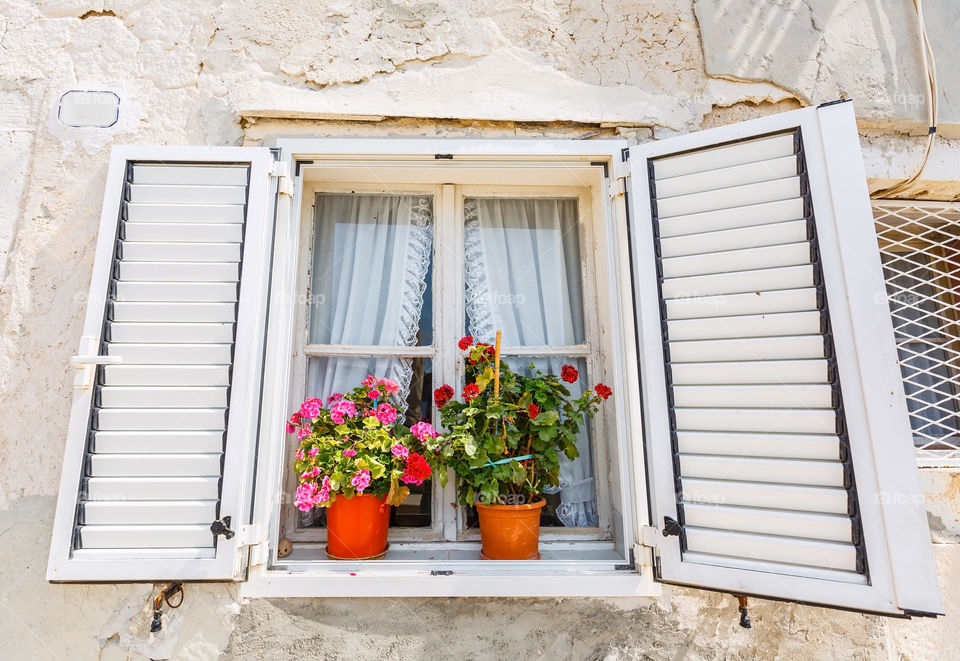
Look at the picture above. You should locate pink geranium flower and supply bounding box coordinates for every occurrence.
[342,448,356,457]
[351,469,371,493]
[391,444,409,459]
[375,402,397,425]
[378,378,400,395]
[362,375,377,388]
[368,389,380,399]
[410,421,437,442]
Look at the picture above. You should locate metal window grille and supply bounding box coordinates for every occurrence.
[874,201,960,466]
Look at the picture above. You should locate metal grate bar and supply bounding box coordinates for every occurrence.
[873,201,960,466]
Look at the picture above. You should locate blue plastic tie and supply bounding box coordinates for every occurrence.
[470,454,534,470]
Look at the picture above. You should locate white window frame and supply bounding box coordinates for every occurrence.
[285,181,612,544]
[245,139,660,597]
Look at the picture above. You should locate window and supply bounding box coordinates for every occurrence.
[281,171,619,553]
[874,201,960,465]
[49,105,942,616]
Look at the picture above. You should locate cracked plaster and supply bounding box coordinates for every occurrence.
[0,0,959,659]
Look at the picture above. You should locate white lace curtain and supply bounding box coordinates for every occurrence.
[463,197,597,527]
[306,193,597,527]
[307,193,433,407]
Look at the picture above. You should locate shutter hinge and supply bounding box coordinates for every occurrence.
[640,525,660,548]
[634,526,660,571]
[238,524,267,568]
[268,160,294,197]
[608,160,630,199]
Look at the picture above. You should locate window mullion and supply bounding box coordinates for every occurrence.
[436,184,461,541]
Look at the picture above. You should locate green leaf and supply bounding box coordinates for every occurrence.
[475,367,494,393]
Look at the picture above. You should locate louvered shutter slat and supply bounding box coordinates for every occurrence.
[83,500,219,525]
[114,282,239,302]
[682,504,853,543]
[657,177,801,219]
[661,265,815,298]
[98,386,228,408]
[676,431,840,460]
[123,222,244,243]
[95,409,226,431]
[108,323,235,343]
[107,343,234,364]
[84,477,221,501]
[120,242,241,262]
[117,261,239,282]
[50,147,273,581]
[658,197,806,237]
[111,302,237,322]
[80,525,214,549]
[88,453,223,476]
[673,385,835,409]
[659,218,809,257]
[102,365,231,386]
[667,310,824,341]
[665,287,818,319]
[661,242,812,278]
[684,528,858,572]
[128,184,248,205]
[680,478,850,514]
[125,203,244,223]
[92,431,226,454]
[669,335,825,362]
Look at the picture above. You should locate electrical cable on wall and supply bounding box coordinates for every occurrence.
[871,0,939,198]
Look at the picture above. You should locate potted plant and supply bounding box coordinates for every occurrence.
[423,335,612,560]
[288,376,436,560]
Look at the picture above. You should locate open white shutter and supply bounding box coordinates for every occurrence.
[629,102,943,616]
[48,147,275,581]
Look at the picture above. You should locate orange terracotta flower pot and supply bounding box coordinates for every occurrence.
[476,497,546,560]
[326,493,391,560]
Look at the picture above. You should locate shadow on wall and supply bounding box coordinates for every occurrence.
[693,0,943,124]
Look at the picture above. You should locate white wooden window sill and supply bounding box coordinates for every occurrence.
[242,548,659,598]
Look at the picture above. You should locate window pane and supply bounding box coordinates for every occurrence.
[309,193,433,347]
[463,197,584,346]
[461,356,597,530]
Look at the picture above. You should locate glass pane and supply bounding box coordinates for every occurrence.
[463,197,584,346]
[309,193,433,346]
[461,356,596,530]
[298,356,434,529]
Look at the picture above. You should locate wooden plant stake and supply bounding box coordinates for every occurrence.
[493,330,502,400]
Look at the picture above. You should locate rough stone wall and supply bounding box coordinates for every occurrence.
[1,1,958,659]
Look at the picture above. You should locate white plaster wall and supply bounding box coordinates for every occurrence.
[1,1,958,659]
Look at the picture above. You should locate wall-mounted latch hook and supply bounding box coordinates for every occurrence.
[149,582,184,633]
[736,594,752,629]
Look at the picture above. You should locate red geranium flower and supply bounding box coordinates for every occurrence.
[560,364,579,383]
[528,403,539,419]
[458,335,474,350]
[434,384,454,408]
[401,452,432,485]
[463,383,480,402]
[595,383,612,400]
